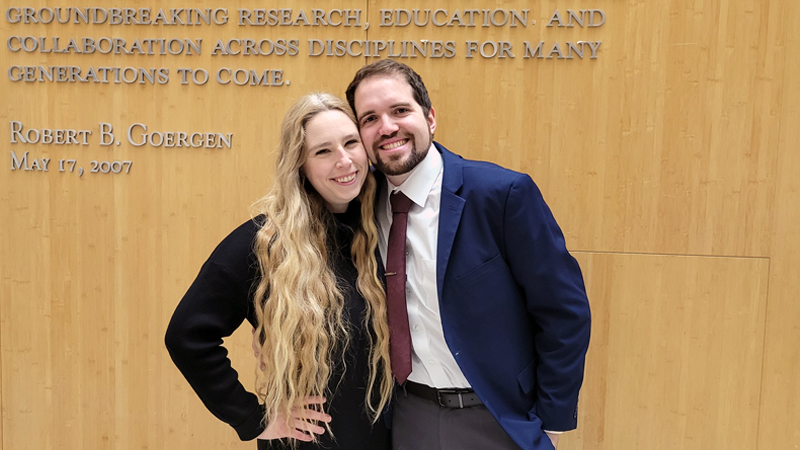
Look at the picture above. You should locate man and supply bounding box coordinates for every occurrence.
[345,59,591,450]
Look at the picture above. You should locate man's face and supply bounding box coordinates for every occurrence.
[353,75,436,183]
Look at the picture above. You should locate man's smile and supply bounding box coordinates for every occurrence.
[380,139,409,150]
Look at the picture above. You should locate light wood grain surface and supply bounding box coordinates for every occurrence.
[1,0,798,449]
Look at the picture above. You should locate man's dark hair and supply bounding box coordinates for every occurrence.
[345,59,432,119]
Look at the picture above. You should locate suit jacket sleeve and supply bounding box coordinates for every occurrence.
[503,174,591,431]
[164,218,266,440]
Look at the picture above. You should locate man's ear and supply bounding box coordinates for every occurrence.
[427,107,437,135]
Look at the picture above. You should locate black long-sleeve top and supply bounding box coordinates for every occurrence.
[165,206,390,449]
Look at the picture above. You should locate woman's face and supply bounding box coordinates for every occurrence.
[302,110,368,213]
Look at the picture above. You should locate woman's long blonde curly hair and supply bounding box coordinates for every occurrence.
[251,93,393,439]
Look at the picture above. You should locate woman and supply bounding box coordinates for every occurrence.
[165,93,393,449]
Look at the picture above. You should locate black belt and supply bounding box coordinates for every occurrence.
[405,381,483,408]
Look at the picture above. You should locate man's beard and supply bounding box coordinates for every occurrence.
[372,132,431,176]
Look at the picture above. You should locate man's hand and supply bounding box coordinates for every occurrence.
[546,432,559,449]
[257,396,331,442]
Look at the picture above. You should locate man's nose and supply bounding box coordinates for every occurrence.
[378,116,399,136]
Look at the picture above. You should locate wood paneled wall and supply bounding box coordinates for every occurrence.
[1,0,798,449]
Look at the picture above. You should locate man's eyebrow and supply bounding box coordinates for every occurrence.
[357,110,374,123]
[357,102,414,122]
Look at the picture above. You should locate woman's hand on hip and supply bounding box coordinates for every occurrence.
[256,396,331,442]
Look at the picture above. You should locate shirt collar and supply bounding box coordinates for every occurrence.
[386,143,442,208]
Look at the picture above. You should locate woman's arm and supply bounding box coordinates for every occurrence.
[165,218,266,440]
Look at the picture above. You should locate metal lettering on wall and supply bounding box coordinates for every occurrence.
[5,7,605,86]
[8,121,231,176]
[4,6,606,176]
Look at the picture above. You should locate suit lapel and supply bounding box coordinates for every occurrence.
[435,143,465,299]
[372,148,465,298]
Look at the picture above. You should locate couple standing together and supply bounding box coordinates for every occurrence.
[166,59,591,450]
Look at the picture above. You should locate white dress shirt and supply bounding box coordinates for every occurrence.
[376,144,471,389]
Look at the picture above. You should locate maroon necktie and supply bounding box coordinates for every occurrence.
[386,191,413,384]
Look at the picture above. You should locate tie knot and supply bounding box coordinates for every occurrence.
[390,191,413,214]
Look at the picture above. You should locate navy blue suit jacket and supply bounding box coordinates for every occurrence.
[377,143,591,450]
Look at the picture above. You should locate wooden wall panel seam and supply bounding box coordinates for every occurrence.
[0,287,3,450]
[572,250,770,261]
[753,256,772,450]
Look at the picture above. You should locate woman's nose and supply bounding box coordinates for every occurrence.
[335,148,352,168]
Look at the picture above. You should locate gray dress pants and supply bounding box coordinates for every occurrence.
[391,390,523,450]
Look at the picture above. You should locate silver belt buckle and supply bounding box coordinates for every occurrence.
[436,389,464,408]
